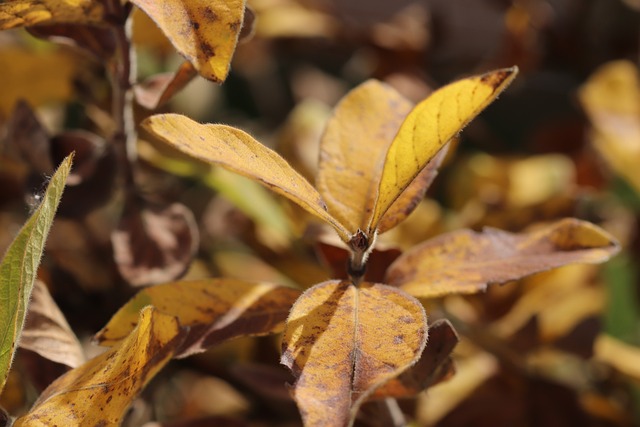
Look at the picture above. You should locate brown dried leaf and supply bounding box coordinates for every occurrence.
[134,61,198,110]
[0,0,104,29]
[14,306,184,426]
[112,201,199,286]
[27,24,115,60]
[281,280,427,427]
[131,0,246,82]
[3,100,52,175]
[387,218,620,299]
[95,279,300,358]
[20,280,84,369]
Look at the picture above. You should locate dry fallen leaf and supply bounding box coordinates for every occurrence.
[386,218,619,298]
[14,306,184,426]
[281,280,427,427]
[95,279,300,358]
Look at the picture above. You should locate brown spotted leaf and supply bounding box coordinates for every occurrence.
[20,280,85,369]
[0,0,104,29]
[281,280,427,427]
[386,218,620,299]
[131,0,246,82]
[111,200,199,286]
[134,61,198,110]
[95,279,301,358]
[14,306,184,427]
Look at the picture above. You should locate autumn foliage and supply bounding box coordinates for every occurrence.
[0,1,638,426]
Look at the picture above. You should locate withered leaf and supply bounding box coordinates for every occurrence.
[14,306,184,426]
[20,280,85,369]
[386,218,620,298]
[111,201,199,287]
[281,280,427,427]
[95,279,301,358]
[27,24,115,60]
[134,61,198,110]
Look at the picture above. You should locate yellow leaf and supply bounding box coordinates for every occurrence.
[316,80,413,235]
[594,334,640,380]
[95,279,300,358]
[131,0,246,82]
[14,306,183,426]
[0,0,104,29]
[281,280,427,427]
[368,67,518,233]
[142,114,350,240]
[387,218,619,298]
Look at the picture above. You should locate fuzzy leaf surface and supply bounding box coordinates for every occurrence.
[0,154,72,394]
[386,218,620,298]
[14,306,183,426]
[369,67,518,232]
[131,0,245,82]
[281,280,427,427]
[95,279,301,358]
[143,114,349,240]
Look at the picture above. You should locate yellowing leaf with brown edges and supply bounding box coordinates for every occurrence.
[14,306,183,427]
[0,0,104,29]
[368,67,518,233]
[316,80,414,234]
[95,279,301,358]
[143,114,350,240]
[281,280,427,427]
[131,0,246,82]
[386,218,619,299]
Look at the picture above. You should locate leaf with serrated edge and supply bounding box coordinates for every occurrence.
[95,279,301,358]
[14,306,183,426]
[386,218,620,299]
[316,80,413,235]
[0,154,72,394]
[281,280,427,427]
[368,67,518,233]
[0,0,104,29]
[143,114,349,241]
[131,0,245,82]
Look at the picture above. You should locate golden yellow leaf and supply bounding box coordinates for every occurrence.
[594,334,640,380]
[95,279,300,358]
[14,306,183,426]
[579,60,640,193]
[368,67,518,233]
[142,114,350,240]
[131,0,246,82]
[0,0,104,29]
[316,80,413,234]
[386,218,619,299]
[281,280,427,427]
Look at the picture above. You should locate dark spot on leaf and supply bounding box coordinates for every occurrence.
[480,70,511,88]
[202,7,218,22]
[192,21,200,30]
[200,41,216,58]
[394,335,404,344]
[229,21,240,32]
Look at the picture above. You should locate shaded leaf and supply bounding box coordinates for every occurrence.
[95,279,301,358]
[27,24,115,60]
[20,280,84,369]
[230,362,294,401]
[370,319,458,399]
[134,61,198,110]
[111,201,199,286]
[0,0,104,29]
[14,306,184,426]
[142,114,349,240]
[387,218,620,298]
[131,0,246,82]
[0,154,72,394]
[316,80,413,234]
[368,67,518,233]
[3,100,52,175]
[281,280,427,427]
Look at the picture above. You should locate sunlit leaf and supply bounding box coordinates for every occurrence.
[95,279,300,358]
[142,114,349,240]
[281,280,427,427]
[131,0,246,82]
[20,280,85,368]
[0,154,72,394]
[14,306,183,426]
[368,67,518,233]
[387,218,619,299]
[316,80,413,234]
[0,0,104,30]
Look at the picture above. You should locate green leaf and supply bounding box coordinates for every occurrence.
[0,154,72,394]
